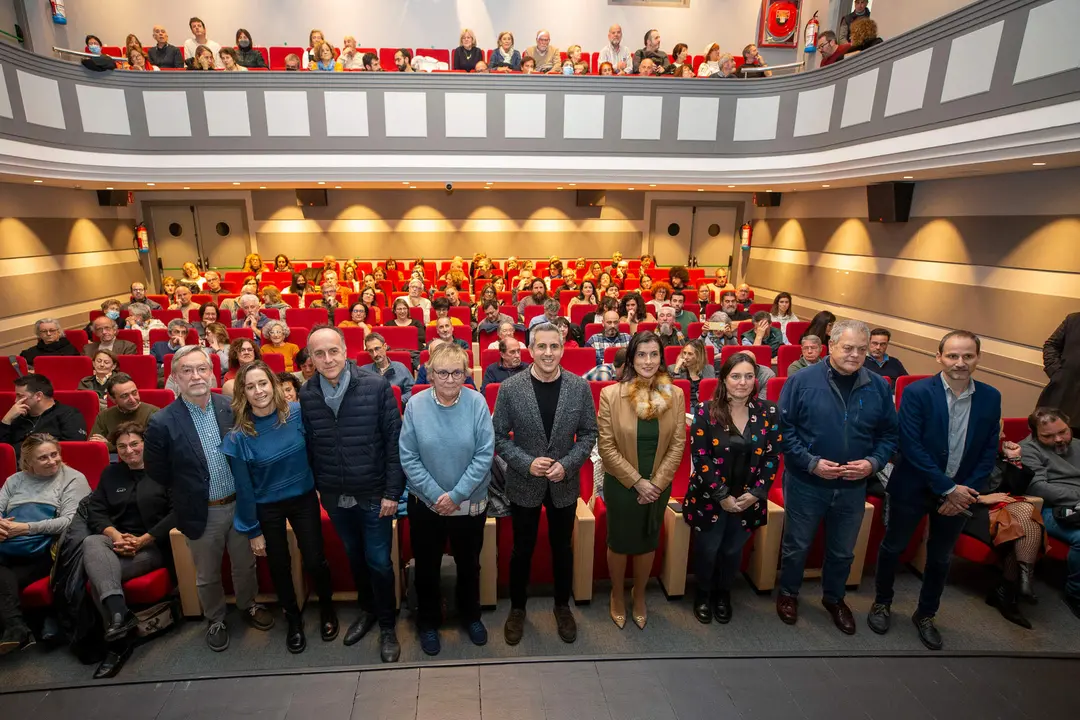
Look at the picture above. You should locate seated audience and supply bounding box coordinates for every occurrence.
[184,16,222,68]
[291,348,317,385]
[191,303,221,340]
[741,311,785,357]
[734,284,753,310]
[702,312,740,354]
[670,43,690,74]
[817,30,850,67]
[839,0,872,43]
[150,319,191,366]
[234,28,268,68]
[633,29,670,74]
[770,292,800,335]
[203,322,231,372]
[394,48,415,72]
[669,290,698,329]
[863,328,908,382]
[337,37,364,70]
[586,310,632,366]
[803,310,837,343]
[86,315,137,357]
[454,28,485,72]
[481,337,527,392]
[647,281,673,316]
[161,277,178,306]
[491,31,521,71]
[148,25,184,69]
[21,318,80,368]
[283,53,302,71]
[584,347,627,382]
[670,339,716,406]
[568,280,599,315]
[553,317,580,349]
[517,278,548,318]
[636,58,658,75]
[599,24,632,74]
[668,266,690,291]
[708,267,734,302]
[486,322,518,351]
[741,44,772,77]
[429,297,464,327]
[311,41,337,71]
[698,43,721,77]
[301,29,328,68]
[360,333,414,404]
[282,273,311,307]
[78,349,119,405]
[389,298,427,352]
[122,282,161,311]
[88,374,159,451]
[709,54,738,79]
[169,285,197,314]
[338,302,373,333]
[261,287,290,316]
[362,52,381,71]
[188,44,216,71]
[80,422,174,677]
[127,47,157,72]
[431,317,469,352]
[1020,408,1080,618]
[233,293,272,332]
[477,301,518,340]
[1038,312,1079,434]
[528,299,562,331]
[260,320,300,372]
[178,263,205,292]
[0,434,91,654]
[405,278,434,323]
[124,303,166,354]
[617,291,655,333]
[788,335,824,376]
[278,372,302,402]
[201,272,227,305]
[846,17,883,55]
[656,306,688,350]
[221,337,260,398]
[580,297,620,338]
[525,30,559,73]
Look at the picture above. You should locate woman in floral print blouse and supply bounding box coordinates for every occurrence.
[684,351,781,625]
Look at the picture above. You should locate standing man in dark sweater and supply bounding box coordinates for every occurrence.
[839,0,872,43]
[777,320,898,634]
[864,328,909,383]
[0,375,87,458]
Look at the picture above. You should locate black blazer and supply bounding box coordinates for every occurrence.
[87,462,176,546]
[144,393,234,540]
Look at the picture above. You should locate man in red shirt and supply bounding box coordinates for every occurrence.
[817,31,850,68]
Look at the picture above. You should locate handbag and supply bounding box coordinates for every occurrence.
[134,597,180,638]
[1052,506,1080,529]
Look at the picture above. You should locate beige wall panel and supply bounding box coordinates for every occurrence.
[0,184,136,220]
[0,263,144,322]
[0,218,136,259]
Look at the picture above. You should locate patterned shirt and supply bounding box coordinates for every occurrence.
[183,397,235,501]
[583,363,617,382]
[586,332,632,366]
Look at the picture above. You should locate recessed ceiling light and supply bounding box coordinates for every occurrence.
[766,189,772,192]
[33,179,42,183]
[902,175,914,179]
[317,181,326,185]
[556,186,563,190]
[697,188,704,192]
[183,186,190,190]
[232,182,240,186]
[485,182,493,185]
[258,186,265,190]
[822,184,830,188]
[568,183,576,186]
[401,181,409,185]
[484,186,491,190]
[627,187,635,191]
[1032,162,1046,166]
[409,185,417,189]
[146,183,155,187]
[649,184,656,187]
[106,187,113,190]
[335,186,342,189]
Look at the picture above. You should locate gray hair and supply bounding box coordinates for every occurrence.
[261,319,289,340]
[126,302,152,319]
[543,298,560,314]
[167,318,191,333]
[364,330,385,346]
[530,322,560,346]
[171,345,218,387]
[497,321,515,335]
[801,334,822,347]
[34,318,60,333]
[708,311,731,325]
[238,293,260,307]
[829,319,870,344]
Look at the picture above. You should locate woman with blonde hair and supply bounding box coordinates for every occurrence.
[222,361,337,653]
[78,348,119,405]
[454,28,484,72]
[189,45,216,71]
[261,287,290,315]
[698,43,721,77]
[161,276,178,306]
[490,30,521,72]
[669,339,716,406]
[242,253,264,281]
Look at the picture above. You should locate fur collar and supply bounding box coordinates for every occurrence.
[628,373,674,420]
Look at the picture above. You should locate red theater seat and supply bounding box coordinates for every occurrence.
[64,330,89,353]
[227,328,255,342]
[766,377,786,403]
[777,345,802,377]
[374,325,420,352]
[483,383,499,413]
[261,353,286,374]
[1002,418,1029,444]
[561,348,599,375]
[270,46,304,70]
[117,354,158,389]
[285,309,328,329]
[133,389,176,408]
[721,344,771,367]
[33,355,92,390]
[894,374,932,410]
[54,391,100,431]
[59,441,109,489]
[588,381,616,412]
[116,329,147,353]
[0,356,29,390]
[288,327,309,349]
[785,321,810,345]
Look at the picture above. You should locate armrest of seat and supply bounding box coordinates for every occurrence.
[572,498,595,603]
[480,516,497,607]
[747,500,785,592]
[391,518,400,610]
[846,501,877,587]
[659,503,690,598]
[169,528,201,618]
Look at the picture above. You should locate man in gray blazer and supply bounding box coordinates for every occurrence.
[493,323,598,647]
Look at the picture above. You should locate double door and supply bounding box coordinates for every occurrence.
[147,203,250,277]
[651,205,738,268]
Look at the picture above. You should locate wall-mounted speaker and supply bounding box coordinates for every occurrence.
[97,190,129,206]
[867,182,915,223]
[575,190,606,207]
[296,189,328,207]
[753,192,782,207]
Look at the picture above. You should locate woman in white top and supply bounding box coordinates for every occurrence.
[405,278,433,324]
[698,43,721,77]
[338,36,366,70]
[769,292,800,337]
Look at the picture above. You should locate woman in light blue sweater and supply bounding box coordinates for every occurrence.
[221,361,337,655]
[400,343,494,656]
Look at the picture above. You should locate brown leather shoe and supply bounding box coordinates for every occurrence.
[776,594,798,625]
[503,608,526,646]
[553,605,577,643]
[822,599,856,635]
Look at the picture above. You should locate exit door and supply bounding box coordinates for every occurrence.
[652,205,739,267]
[147,204,250,276]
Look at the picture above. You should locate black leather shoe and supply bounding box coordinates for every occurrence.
[822,599,856,635]
[867,603,891,635]
[379,628,400,663]
[912,612,943,651]
[343,611,377,646]
[103,611,138,643]
[286,613,306,654]
[987,583,1032,629]
[693,595,712,624]
[712,591,732,624]
[320,604,339,642]
[93,643,133,679]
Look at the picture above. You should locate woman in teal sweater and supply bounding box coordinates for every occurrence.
[400,343,494,656]
[221,361,337,654]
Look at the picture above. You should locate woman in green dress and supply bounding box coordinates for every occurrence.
[598,331,686,629]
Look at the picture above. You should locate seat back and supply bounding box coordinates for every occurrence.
[134,389,176,408]
[117,354,158,389]
[894,374,932,410]
[0,444,14,486]
[374,325,419,352]
[64,330,89,353]
[766,377,786,403]
[721,345,771,367]
[785,321,810,345]
[285,308,329,328]
[588,381,616,412]
[480,349,532,370]
[34,355,93,391]
[261,353,286,374]
[483,383,499,413]
[1002,418,1029,445]
[116,329,146,353]
[560,348,599,375]
[0,356,28,391]
[54,390,101,431]
[777,345,802,377]
[59,441,110,489]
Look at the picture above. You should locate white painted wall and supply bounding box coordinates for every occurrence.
[33,0,974,64]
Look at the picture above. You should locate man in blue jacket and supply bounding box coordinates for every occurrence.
[300,326,403,663]
[869,330,1000,650]
[777,320,898,634]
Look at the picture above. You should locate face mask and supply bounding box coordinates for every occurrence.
[562,65,574,76]
[89,45,101,55]
[106,310,120,320]
[238,40,251,50]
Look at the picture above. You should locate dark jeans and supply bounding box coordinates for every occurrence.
[510,488,575,609]
[0,552,53,629]
[407,495,485,631]
[322,497,397,629]
[874,494,967,618]
[693,511,751,596]
[1043,507,1080,599]
[258,489,333,616]
[779,475,866,604]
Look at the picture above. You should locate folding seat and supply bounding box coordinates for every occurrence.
[117,354,157,389]
[54,390,101,430]
[133,389,176,408]
[1002,418,1029,444]
[894,374,932,410]
[0,356,28,390]
[289,327,309,349]
[687,322,704,339]
[0,444,14,480]
[59,440,109,489]
[283,308,326,329]
[261,354,286,374]
[766,377,786,403]
[380,47,405,69]
[153,310,182,324]
[570,305,598,325]
[523,306,545,326]
[721,344,771,367]
[499,304,518,320]
[64,330,89,353]
[785,321,810,345]
[448,306,470,325]
[560,348,599,375]
[227,328,255,342]
[340,327,367,357]
[748,303,773,315]
[777,345,802,377]
[34,355,93,391]
[483,383,499,413]
[374,325,419,353]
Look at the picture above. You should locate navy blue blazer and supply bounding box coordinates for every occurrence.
[888,373,1000,502]
[144,392,235,540]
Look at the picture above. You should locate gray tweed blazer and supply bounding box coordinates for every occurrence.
[492,368,598,509]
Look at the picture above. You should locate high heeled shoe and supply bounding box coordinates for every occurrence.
[609,591,626,629]
[631,588,647,630]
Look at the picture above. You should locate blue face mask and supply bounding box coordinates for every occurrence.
[89,45,101,55]
[562,65,574,75]
[106,310,120,320]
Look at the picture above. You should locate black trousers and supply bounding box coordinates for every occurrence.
[407,495,485,631]
[510,488,576,609]
[257,489,333,616]
[0,552,53,629]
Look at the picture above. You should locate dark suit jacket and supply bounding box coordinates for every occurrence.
[84,339,139,357]
[144,393,234,539]
[888,373,1001,502]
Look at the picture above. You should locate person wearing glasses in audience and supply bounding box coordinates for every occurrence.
[259,321,300,373]
[670,340,715,407]
[400,343,494,656]
[21,318,80,369]
[222,361,338,655]
[685,352,780,625]
[598,332,686,630]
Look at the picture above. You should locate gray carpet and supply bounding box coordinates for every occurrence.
[2,562,1079,692]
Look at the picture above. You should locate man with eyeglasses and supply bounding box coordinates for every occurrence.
[85,316,138,357]
[144,345,273,652]
[481,337,528,393]
[359,332,415,405]
[817,30,851,68]
[20,318,80,369]
[122,282,162,311]
[301,326,403,663]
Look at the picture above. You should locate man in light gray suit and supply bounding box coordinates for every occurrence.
[493,323,597,647]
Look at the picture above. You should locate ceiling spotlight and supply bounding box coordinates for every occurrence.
[556,186,563,190]
[902,175,914,179]
[627,187,635,191]
[485,182,493,186]
[568,183,576,186]
[146,183,155,186]
[727,185,736,188]
[33,179,43,183]
[1032,162,1046,166]
[409,185,417,189]
[649,184,656,187]
[335,186,342,189]
[402,181,409,185]
[232,182,241,186]
[822,184,831,188]
[317,181,326,185]
[258,186,266,190]
[106,187,113,190]
[697,188,704,192]
[183,187,190,190]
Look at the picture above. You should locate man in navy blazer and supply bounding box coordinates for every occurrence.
[144,345,273,652]
[869,330,1000,650]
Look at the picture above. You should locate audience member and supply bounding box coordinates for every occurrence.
[670,43,690,74]
[150,319,191,366]
[362,53,381,71]
[709,53,738,79]
[260,321,300,372]
[803,310,836,343]
[656,306,687,350]
[338,302,373,334]
[1,374,87,456]
[1037,312,1079,433]
[486,322,518,351]
[201,272,227,305]
[481,338,527,392]
[233,28,267,68]
[707,267,734,301]
[702,312,740,354]
[788,335,823,376]
[85,315,137,357]
[428,297,463,327]
[388,298,426,353]
[162,276,178,305]
[283,273,311,307]
[204,323,231,373]
[125,303,166,355]
[619,292,655,334]
[734,284,753,309]
[218,47,246,71]
[127,46,157,71]
[741,43,772,77]
[584,347,627,382]
[338,37,364,70]
[222,338,261,398]
[491,31,521,72]
[233,294,272,332]
[301,29,327,68]
[78,349,119,404]
[277,372,302,402]
[400,343,494,655]
[191,303,220,340]
[817,30,850,67]
[178,262,205,291]
[870,331,1000,650]
[21,318,79,368]
[300,327,402,662]
[633,29,669,75]
[524,30,559,73]
[741,311,784,357]
[776,320,898,635]
[311,41,337,71]
[122,282,161,311]
[517,278,548,318]
[477,301,517,340]
[148,25,184,68]
[283,53,302,71]
[587,310,632,366]
[393,48,415,72]
[599,24,632,74]
[529,299,562,331]
[839,0,872,43]
[770,292,800,335]
[669,290,698,329]
[184,16,223,68]
[169,285,197,314]
[568,281,599,315]
[670,339,715,406]
[1021,408,1080,618]
[552,317,579,349]
[697,43,721,77]
[87,374,159,451]
[493,323,596,645]
[292,348,316,385]
[846,18,883,55]
[715,291,750,323]
[188,44,216,71]
[360,332,414,405]
[864,328,908,382]
[453,28,484,72]
[430,317,469,353]
[0,434,91,654]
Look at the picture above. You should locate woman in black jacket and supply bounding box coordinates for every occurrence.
[234,29,268,68]
[81,421,175,678]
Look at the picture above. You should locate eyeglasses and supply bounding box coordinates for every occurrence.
[176,365,213,377]
[432,369,466,381]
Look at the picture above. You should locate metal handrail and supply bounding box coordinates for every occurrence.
[737,60,806,76]
[52,46,103,59]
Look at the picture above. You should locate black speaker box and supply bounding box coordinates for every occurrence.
[867,182,915,223]
[575,190,606,207]
[753,192,782,207]
[296,189,328,207]
[97,190,128,206]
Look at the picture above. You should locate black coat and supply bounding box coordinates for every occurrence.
[87,462,176,545]
[144,393,234,540]
[20,337,80,366]
[1038,312,1080,424]
[0,401,87,457]
[299,363,404,506]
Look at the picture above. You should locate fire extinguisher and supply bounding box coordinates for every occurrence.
[740,221,753,251]
[134,222,150,253]
[50,0,67,25]
[804,11,819,53]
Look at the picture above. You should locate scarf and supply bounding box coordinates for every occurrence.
[320,370,350,416]
[628,373,674,420]
[494,46,515,64]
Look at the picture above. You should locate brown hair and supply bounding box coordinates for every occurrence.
[19,433,61,474]
[850,17,879,48]
[228,336,261,372]
[708,352,759,427]
[110,421,146,448]
[230,361,290,436]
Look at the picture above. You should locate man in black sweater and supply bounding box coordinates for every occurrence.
[864,328,909,383]
[148,25,185,69]
[0,375,87,458]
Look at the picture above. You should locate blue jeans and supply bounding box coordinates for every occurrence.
[779,474,866,604]
[692,510,751,596]
[874,495,967,618]
[1042,508,1080,599]
[322,498,397,629]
